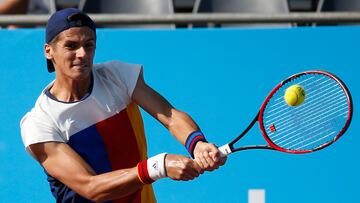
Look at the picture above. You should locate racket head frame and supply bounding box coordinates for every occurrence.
[258,70,353,154]
[220,70,353,156]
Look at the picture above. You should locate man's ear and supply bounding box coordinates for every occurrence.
[44,43,53,60]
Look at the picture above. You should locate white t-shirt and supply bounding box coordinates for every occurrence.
[20,60,157,202]
[20,60,141,153]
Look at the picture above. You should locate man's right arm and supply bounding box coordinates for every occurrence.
[29,142,202,202]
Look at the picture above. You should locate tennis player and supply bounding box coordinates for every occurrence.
[20,8,225,203]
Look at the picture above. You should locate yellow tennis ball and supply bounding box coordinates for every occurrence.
[284,84,306,106]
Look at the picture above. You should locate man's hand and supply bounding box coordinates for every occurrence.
[193,141,227,171]
[165,154,203,181]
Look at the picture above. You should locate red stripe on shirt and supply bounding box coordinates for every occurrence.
[96,109,141,203]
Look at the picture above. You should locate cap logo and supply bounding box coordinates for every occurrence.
[76,20,82,26]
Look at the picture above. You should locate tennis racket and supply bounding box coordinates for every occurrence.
[218,70,353,156]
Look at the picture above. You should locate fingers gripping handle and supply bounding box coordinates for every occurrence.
[218,144,232,157]
[206,144,231,159]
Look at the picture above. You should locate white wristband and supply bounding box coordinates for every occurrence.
[147,153,167,181]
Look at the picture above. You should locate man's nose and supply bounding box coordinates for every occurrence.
[76,46,86,58]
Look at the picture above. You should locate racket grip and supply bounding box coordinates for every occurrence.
[218,144,232,157]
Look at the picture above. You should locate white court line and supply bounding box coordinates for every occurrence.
[249,189,265,203]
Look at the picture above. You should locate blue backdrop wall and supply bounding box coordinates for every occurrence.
[0,26,358,203]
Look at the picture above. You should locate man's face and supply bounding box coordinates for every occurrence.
[45,27,96,80]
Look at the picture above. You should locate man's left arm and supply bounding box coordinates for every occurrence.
[132,70,226,171]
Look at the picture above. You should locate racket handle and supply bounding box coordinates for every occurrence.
[218,144,232,157]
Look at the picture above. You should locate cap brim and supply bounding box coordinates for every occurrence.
[47,59,55,73]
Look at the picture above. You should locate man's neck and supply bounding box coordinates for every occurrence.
[49,74,92,102]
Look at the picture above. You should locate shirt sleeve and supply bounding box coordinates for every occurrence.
[103,60,142,98]
[20,112,65,155]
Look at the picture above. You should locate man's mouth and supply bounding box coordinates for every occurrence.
[73,63,87,68]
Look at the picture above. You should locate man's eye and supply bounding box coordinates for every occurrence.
[65,44,77,49]
[85,43,95,49]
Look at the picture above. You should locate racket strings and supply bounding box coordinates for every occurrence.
[267,76,319,111]
[271,95,347,141]
[262,73,349,151]
[278,120,335,147]
[276,110,345,147]
[266,87,345,125]
[266,76,335,118]
[266,78,343,131]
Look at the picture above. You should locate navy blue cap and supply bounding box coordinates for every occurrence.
[46,8,96,72]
